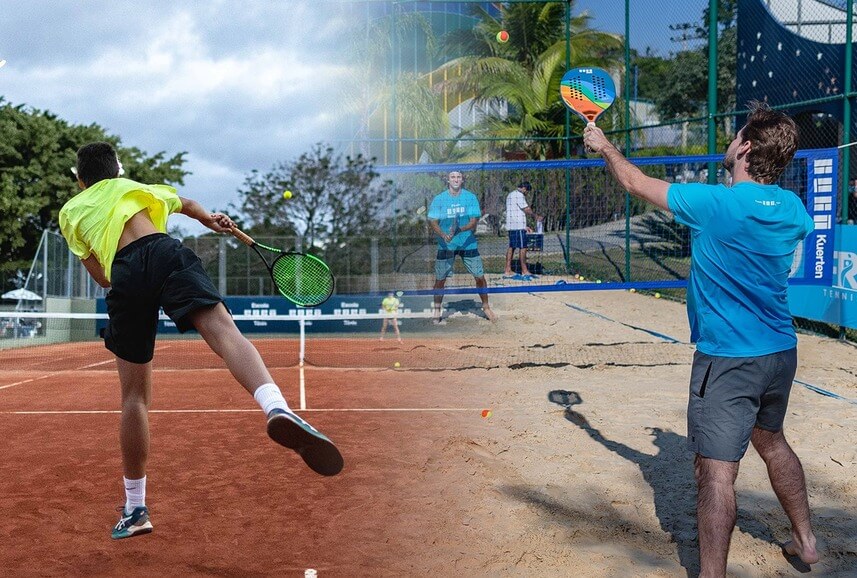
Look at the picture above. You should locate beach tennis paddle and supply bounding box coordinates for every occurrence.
[230,227,334,307]
[560,67,616,125]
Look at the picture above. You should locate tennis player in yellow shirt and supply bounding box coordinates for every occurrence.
[59,142,343,540]
[379,291,402,343]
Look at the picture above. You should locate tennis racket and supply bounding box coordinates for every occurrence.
[230,227,334,307]
[560,67,616,125]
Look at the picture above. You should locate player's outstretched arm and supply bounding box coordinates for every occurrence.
[583,123,670,211]
[178,197,235,233]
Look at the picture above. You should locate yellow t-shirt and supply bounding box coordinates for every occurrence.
[381,296,400,313]
[58,178,183,281]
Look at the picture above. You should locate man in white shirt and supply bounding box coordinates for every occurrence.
[504,181,542,277]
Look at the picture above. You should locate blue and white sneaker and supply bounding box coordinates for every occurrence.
[111,506,153,540]
[267,408,344,476]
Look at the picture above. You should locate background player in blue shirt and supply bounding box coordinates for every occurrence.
[428,171,496,322]
[584,102,818,574]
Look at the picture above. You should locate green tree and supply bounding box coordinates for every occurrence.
[232,143,391,252]
[431,1,623,160]
[629,48,672,103]
[653,1,737,132]
[0,98,187,282]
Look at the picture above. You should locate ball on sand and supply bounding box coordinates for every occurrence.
[496,30,509,43]
[655,292,661,299]
[481,409,492,418]
[283,190,292,199]
[629,288,636,293]
[394,361,401,368]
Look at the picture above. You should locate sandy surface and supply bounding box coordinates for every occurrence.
[390,288,857,577]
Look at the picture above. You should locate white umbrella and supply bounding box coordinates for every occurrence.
[1,288,43,301]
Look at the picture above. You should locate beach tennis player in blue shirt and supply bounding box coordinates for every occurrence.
[59,142,343,540]
[584,102,818,574]
[428,171,496,323]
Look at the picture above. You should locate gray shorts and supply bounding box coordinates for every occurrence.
[435,248,485,280]
[687,348,797,462]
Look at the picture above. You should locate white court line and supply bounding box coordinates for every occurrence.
[0,374,54,391]
[0,344,172,391]
[0,407,485,415]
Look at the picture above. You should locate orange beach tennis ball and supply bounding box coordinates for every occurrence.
[481,409,492,418]
[496,30,509,43]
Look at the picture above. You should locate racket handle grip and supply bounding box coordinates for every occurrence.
[230,227,255,247]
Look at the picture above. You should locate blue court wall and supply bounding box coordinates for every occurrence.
[96,295,437,335]
[789,224,857,328]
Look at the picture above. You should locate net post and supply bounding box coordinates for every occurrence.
[299,317,306,411]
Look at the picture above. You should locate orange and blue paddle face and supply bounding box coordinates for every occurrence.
[560,67,616,124]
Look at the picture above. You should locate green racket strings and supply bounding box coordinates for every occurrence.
[271,254,333,306]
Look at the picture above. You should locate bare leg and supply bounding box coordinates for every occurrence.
[116,358,152,480]
[392,318,402,342]
[433,278,446,322]
[519,247,531,276]
[187,304,273,396]
[475,276,496,322]
[190,305,342,476]
[504,247,515,275]
[751,427,818,564]
[380,318,388,340]
[695,455,740,578]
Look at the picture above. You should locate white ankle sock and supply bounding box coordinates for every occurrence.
[253,383,289,415]
[124,476,146,513]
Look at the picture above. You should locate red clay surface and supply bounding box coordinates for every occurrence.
[0,339,495,577]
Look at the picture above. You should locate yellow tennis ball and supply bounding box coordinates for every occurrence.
[394,361,401,368]
[655,292,661,299]
[629,288,636,293]
[283,190,292,199]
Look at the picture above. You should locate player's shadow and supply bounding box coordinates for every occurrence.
[546,390,833,576]
[442,298,492,320]
[547,389,700,576]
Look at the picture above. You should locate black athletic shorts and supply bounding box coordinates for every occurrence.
[104,233,224,364]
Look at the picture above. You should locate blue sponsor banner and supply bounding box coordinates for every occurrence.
[96,295,436,334]
[789,224,857,328]
[794,150,837,286]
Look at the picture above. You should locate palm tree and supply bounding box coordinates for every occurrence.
[430,1,623,159]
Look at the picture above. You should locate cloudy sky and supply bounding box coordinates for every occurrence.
[0,0,703,235]
[0,0,354,234]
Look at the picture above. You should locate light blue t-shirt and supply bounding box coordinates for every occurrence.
[667,181,814,357]
[428,189,482,251]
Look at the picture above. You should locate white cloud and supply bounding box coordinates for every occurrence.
[0,0,355,229]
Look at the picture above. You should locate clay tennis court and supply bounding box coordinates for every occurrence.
[2,290,856,576]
